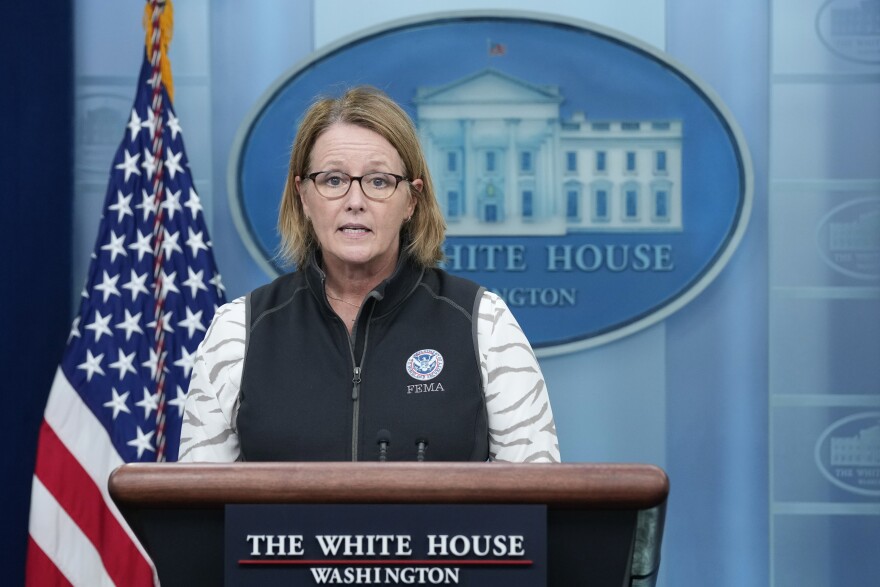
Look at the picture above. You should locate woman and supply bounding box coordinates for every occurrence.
[179,86,559,463]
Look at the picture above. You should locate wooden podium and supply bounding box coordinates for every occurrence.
[109,463,668,586]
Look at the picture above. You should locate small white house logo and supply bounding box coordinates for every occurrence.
[816,197,880,280]
[406,350,445,381]
[815,412,880,497]
[816,0,880,64]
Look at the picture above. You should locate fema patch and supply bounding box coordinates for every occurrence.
[406,350,445,381]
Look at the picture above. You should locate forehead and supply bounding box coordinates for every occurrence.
[310,122,402,169]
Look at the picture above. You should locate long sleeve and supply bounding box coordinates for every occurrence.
[477,292,560,463]
[177,297,246,462]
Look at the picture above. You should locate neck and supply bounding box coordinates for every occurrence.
[322,252,399,300]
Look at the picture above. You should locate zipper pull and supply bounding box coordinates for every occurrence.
[352,366,361,400]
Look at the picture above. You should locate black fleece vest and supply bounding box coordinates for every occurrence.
[236,257,488,462]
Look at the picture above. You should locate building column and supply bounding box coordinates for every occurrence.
[505,118,519,220]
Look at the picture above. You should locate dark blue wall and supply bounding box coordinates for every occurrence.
[0,1,73,584]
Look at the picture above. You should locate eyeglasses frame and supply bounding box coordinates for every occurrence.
[305,171,410,201]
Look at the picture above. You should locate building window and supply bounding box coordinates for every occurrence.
[623,183,640,219]
[486,151,496,172]
[654,190,669,220]
[651,180,672,222]
[626,151,637,172]
[652,121,670,130]
[591,122,610,131]
[520,151,533,173]
[621,122,640,131]
[655,151,667,173]
[566,189,579,219]
[593,188,609,222]
[566,151,577,172]
[595,151,607,173]
[485,204,498,222]
[447,151,457,173]
[522,190,534,218]
[447,190,459,218]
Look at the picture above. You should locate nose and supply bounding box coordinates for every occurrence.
[345,177,368,210]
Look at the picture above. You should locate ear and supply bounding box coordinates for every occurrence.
[295,176,310,218]
[407,179,422,217]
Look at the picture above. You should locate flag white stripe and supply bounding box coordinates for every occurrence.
[29,477,116,587]
[42,367,157,575]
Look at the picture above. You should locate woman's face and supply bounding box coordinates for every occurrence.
[296,123,420,277]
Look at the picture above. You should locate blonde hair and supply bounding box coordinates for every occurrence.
[277,86,445,268]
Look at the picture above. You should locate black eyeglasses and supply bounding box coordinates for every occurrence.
[306,171,409,201]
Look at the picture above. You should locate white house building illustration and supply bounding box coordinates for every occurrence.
[413,69,683,236]
[831,421,880,467]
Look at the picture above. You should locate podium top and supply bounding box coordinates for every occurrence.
[109,462,668,510]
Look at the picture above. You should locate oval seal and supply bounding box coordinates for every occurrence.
[814,411,880,498]
[230,11,753,356]
[816,197,880,281]
[406,349,445,381]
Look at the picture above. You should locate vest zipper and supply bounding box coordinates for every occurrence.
[352,366,361,400]
[350,365,361,461]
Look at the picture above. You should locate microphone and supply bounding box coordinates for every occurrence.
[415,437,428,462]
[376,429,391,462]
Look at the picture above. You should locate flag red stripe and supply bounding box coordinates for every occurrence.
[25,537,74,587]
[34,420,154,587]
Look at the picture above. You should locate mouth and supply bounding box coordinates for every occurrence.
[339,224,371,235]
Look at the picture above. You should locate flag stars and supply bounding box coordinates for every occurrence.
[122,269,150,301]
[128,230,153,263]
[93,271,121,303]
[108,191,134,223]
[85,309,113,341]
[103,387,131,420]
[115,309,144,341]
[115,149,141,182]
[173,346,196,379]
[161,189,183,220]
[68,316,81,342]
[185,228,209,257]
[160,229,183,259]
[127,426,156,459]
[157,269,180,298]
[164,148,184,179]
[167,111,182,140]
[141,108,158,140]
[178,307,206,339]
[142,348,168,380]
[141,149,158,180]
[108,349,138,380]
[100,231,128,263]
[184,187,203,220]
[182,267,208,298]
[147,311,175,335]
[209,273,226,295]
[136,189,157,222]
[135,387,159,420]
[167,385,187,418]
[126,109,143,141]
[77,349,105,382]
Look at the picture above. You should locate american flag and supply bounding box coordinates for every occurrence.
[488,41,506,56]
[26,2,225,584]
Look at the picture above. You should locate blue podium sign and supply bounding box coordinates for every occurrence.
[225,504,547,586]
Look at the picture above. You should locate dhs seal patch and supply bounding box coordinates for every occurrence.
[406,349,444,381]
